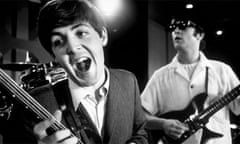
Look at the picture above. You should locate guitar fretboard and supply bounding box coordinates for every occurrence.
[0,68,82,143]
[197,85,240,120]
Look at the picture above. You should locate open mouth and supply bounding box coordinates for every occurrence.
[175,36,182,41]
[76,57,92,73]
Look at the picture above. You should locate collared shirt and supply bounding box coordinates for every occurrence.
[141,52,240,144]
[69,68,110,135]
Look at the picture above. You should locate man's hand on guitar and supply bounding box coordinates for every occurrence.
[162,119,189,140]
[33,110,78,144]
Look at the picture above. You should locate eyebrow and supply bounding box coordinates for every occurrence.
[50,22,90,37]
[51,31,62,37]
[71,22,89,30]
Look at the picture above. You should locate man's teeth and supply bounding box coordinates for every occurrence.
[79,57,88,63]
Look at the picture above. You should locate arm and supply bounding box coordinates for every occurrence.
[222,64,240,115]
[144,110,188,140]
[140,71,188,140]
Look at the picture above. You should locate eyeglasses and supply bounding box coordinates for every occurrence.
[169,19,197,32]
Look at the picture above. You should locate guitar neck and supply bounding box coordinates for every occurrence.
[197,85,240,121]
[0,69,71,136]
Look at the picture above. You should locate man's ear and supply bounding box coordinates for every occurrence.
[196,32,205,41]
[101,27,108,46]
[199,32,205,40]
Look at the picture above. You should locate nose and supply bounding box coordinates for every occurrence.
[173,27,182,33]
[172,27,183,36]
[66,34,81,55]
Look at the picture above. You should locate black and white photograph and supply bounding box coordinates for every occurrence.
[1,0,240,144]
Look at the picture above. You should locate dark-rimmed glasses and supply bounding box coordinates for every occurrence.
[169,19,197,32]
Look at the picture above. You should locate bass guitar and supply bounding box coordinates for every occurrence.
[148,84,240,144]
[0,68,84,144]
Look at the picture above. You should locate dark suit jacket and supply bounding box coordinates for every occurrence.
[1,69,147,144]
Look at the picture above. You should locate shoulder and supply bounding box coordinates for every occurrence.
[109,68,139,91]
[109,68,137,82]
[208,59,234,73]
[207,59,239,84]
[150,64,172,80]
[155,64,172,73]
[209,59,229,67]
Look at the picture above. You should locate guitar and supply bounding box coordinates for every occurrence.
[148,84,240,144]
[0,68,84,144]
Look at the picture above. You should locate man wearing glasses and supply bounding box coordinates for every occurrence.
[141,17,240,144]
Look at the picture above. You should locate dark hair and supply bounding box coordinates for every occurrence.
[38,0,106,56]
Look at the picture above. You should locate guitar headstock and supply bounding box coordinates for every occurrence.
[20,62,67,91]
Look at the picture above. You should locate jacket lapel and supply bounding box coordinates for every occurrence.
[102,70,127,143]
[53,80,101,142]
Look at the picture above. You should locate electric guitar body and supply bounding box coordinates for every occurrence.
[147,84,240,144]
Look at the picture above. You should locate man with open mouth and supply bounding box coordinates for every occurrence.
[3,0,148,144]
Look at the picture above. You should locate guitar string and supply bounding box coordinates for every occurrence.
[198,85,240,120]
[207,87,238,115]
[0,69,84,144]
[0,69,66,132]
[0,74,84,144]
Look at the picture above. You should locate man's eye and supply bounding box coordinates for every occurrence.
[52,39,64,48]
[76,31,88,38]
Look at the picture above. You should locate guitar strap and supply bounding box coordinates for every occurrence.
[205,66,209,95]
[52,80,91,144]
[192,66,209,112]
[200,66,209,144]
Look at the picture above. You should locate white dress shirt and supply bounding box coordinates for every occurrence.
[141,52,240,144]
[69,69,109,135]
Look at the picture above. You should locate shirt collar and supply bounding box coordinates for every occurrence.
[69,67,110,110]
[99,67,110,97]
[170,51,213,70]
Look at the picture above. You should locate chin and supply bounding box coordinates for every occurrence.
[74,78,96,87]
[74,73,98,86]
[174,45,183,50]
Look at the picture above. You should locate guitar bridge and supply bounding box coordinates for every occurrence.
[181,117,206,140]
